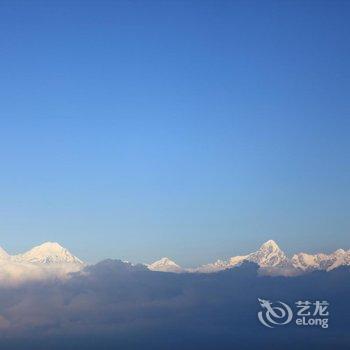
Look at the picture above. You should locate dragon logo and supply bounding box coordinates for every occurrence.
[258,298,293,328]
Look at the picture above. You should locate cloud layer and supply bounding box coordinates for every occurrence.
[0,260,349,349]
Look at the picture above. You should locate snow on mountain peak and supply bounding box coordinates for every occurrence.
[153,257,177,266]
[148,257,183,273]
[291,249,350,272]
[195,240,288,273]
[16,241,83,265]
[259,240,280,251]
[148,240,350,275]
[245,240,288,268]
[0,242,84,286]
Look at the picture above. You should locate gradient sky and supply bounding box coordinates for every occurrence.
[0,0,349,266]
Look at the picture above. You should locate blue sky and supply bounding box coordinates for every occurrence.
[0,0,349,266]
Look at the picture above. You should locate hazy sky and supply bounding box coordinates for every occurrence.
[0,0,349,266]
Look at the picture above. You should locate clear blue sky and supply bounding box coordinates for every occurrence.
[0,0,349,266]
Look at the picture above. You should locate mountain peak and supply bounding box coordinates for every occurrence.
[158,257,175,263]
[35,241,64,250]
[259,240,280,251]
[17,241,83,265]
[149,257,178,267]
[148,257,183,273]
[247,240,288,268]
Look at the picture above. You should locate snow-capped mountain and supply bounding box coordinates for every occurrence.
[195,240,289,273]
[1,239,349,283]
[245,240,289,267]
[148,257,184,273]
[14,242,83,265]
[0,242,84,285]
[292,249,350,271]
[149,240,289,274]
[169,240,350,275]
[194,259,232,273]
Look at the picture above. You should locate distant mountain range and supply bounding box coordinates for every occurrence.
[148,240,350,275]
[1,240,349,284]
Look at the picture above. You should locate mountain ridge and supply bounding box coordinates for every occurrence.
[1,240,349,280]
[148,240,350,274]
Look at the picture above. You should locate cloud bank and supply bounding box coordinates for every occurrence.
[0,260,349,349]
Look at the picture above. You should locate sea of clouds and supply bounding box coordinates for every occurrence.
[0,260,349,349]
